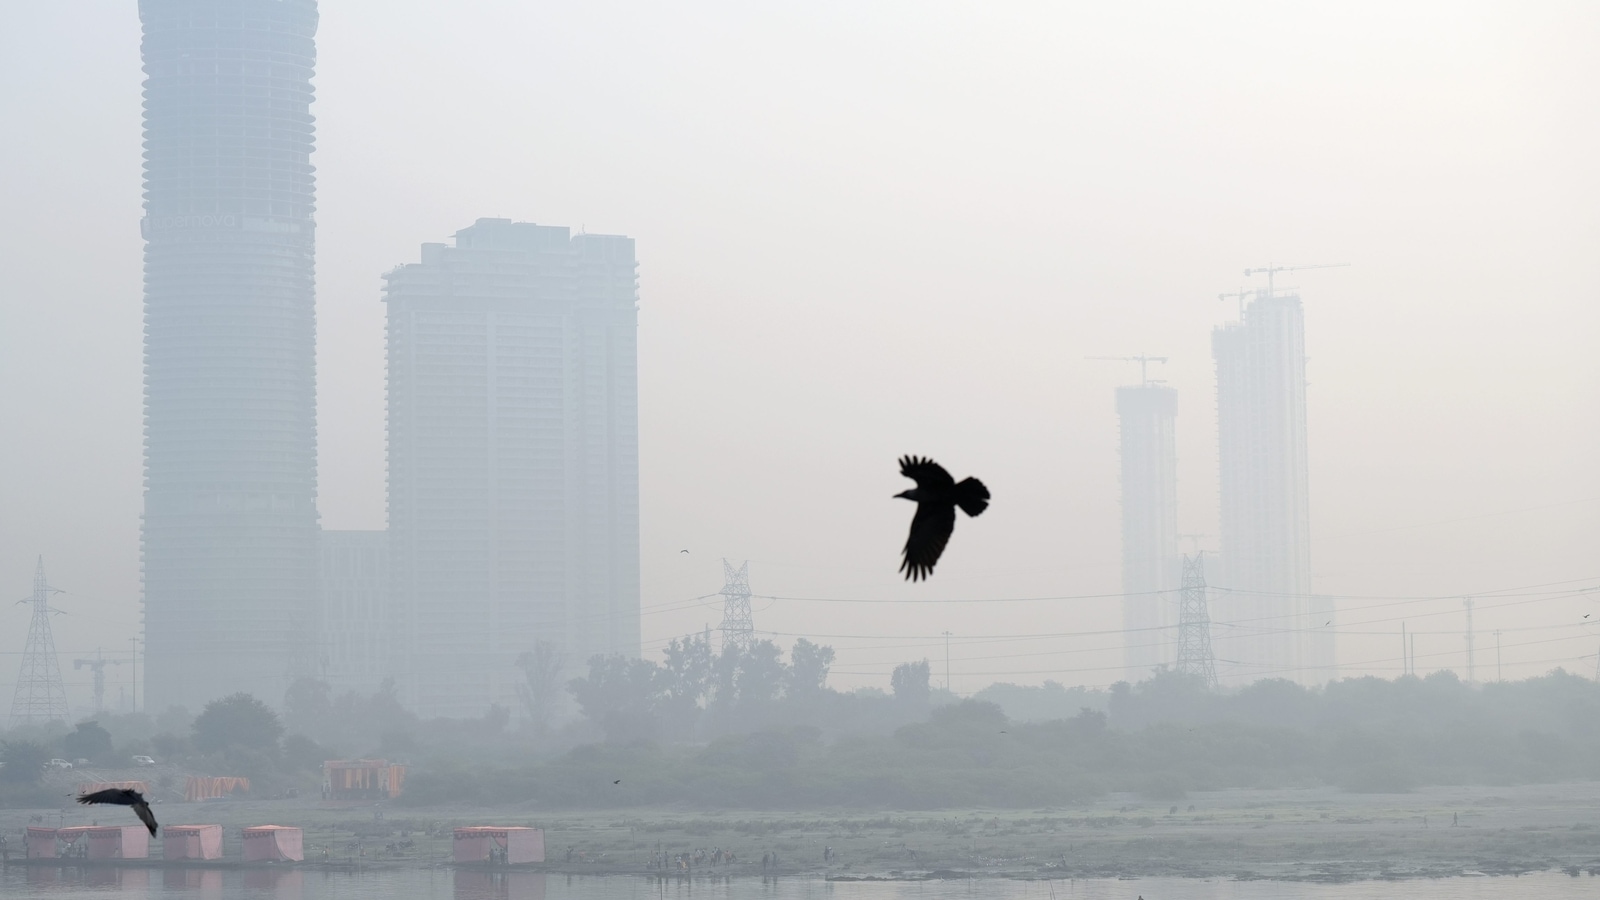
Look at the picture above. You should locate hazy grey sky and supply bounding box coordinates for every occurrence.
[3,1,1598,710]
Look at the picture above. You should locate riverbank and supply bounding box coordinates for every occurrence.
[7,781,1600,882]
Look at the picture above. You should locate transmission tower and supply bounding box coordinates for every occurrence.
[1463,597,1476,684]
[717,559,755,654]
[1174,553,1218,689]
[10,557,69,726]
[74,648,127,716]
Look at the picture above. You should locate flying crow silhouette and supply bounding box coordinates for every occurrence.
[77,787,157,836]
[894,455,989,581]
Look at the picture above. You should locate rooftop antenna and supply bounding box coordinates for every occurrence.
[1242,262,1350,297]
[1087,355,1169,386]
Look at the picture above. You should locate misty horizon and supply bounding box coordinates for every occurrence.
[3,1,1598,715]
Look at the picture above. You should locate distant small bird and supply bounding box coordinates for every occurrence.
[613,780,622,784]
[77,787,157,836]
[680,550,689,554]
[894,455,989,581]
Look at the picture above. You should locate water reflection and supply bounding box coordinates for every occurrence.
[454,870,546,900]
[163,868,224,894]
[243,868,303,898]
[86,867,150,890]
[2,868,1599,900]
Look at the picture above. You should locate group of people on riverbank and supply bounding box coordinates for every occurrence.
[648,847,738,870]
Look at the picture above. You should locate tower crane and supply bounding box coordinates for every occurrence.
[1217,288,1254,320]
[74,648,127,715]
[1242,262,1349,296]
[1087,355,1168,386]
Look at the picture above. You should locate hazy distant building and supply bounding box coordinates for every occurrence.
[385,218,640,718]
[139,0,321,710]
[1116,383,1179,678]
[318,531,389,693]
[1211,291,1313,683]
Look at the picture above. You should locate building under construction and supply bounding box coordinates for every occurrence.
[384,219,641,718]
[1116,382,1180,677]
[1211,289,1314,683]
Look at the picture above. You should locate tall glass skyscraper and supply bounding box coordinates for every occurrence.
[385,219,641,719]
[1116,383,1179,678]
[139,0,321,710]
[1212,291,1313,684]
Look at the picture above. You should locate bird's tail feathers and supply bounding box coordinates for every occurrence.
[955,477,990,517]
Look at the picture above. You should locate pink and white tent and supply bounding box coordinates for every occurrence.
[453,827,545,864]
[163,824,224,860]
[55,826,94,857]
[242,825,303,862]
[87,825,149,859]
[26,827,58,859]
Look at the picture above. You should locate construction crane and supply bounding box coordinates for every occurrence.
[1087,355,1168,386]
[1217,288,1255,320]
[74,648,127,715]
[1242,262,1350,296]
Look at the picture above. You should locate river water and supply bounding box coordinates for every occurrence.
[4,868,1600,900]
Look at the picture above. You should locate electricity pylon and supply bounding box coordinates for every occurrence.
[10,557,69,726]
[74,648,127,716]
[717,559,754,654]
[1174,553,1218,689]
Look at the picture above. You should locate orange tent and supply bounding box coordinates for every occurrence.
[323,759,405,799]
[185,775,250,802]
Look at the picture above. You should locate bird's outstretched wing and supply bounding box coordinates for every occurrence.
[132,801,158,836]
[901,501,956,581]
[77,788,137,806]
[899,455,954,490]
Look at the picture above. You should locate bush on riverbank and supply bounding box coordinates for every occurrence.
[394,667,1600,809]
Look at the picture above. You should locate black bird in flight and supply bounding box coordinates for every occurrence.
[894,455,989,581]
[77,787,157,836]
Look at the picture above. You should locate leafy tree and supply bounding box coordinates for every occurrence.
[736,640,788,706]
[891,660,931,704]
[192,693,284,755]
[283,678,333,736]
[282,733,328,772]
[515,640,567,736]
[61,721,114,762]
[0,740,49,784]
[660,632,714,712]
[789,638,836,696]
[568,654,663,742]
[152,732,188,759]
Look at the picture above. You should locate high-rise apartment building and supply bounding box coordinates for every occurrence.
[1116,383,1180,678]
[385,219,640,718]
[139,0,321,710]
[1211,291,1313,683]
[318,530,389,693]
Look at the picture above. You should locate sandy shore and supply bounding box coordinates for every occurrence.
[8,781,1600,882]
